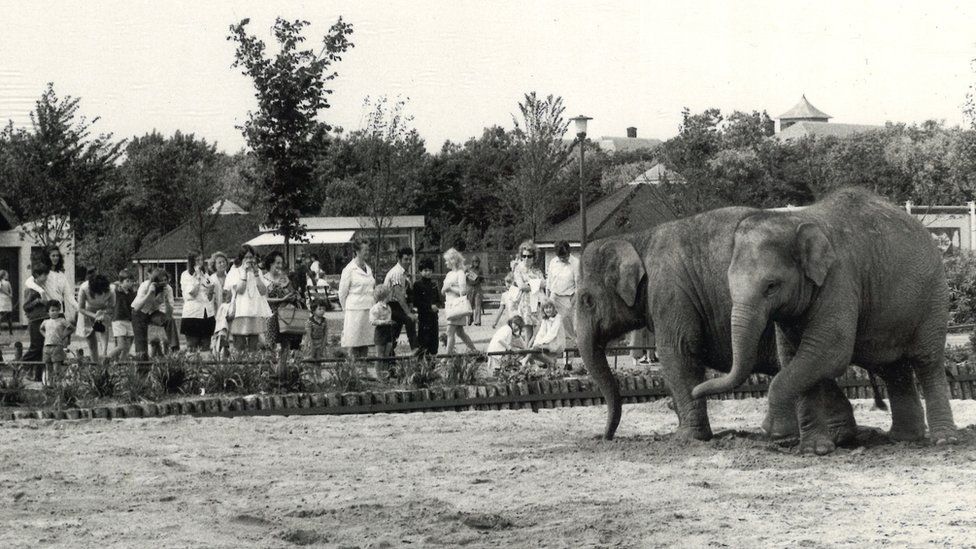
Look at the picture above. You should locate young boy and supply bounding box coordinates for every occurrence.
[39,300,73,385]
[369,284,395,358]
[110,269,137,360]
[304,298,329,361]
[412,259,442,356]
[487,315,526,376]
[23,263,51,381]
[491,273,519,330]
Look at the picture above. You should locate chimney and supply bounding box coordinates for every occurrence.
[626,127,637,138]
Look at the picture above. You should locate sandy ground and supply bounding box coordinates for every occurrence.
[2,400,976,548]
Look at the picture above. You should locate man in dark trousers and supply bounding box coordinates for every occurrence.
[412,258,442,356]
[384,247,418,354]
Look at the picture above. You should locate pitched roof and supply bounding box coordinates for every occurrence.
[629,162,684,185]
[132,213,264,261]
[775,121,882,141]
[208,200,248,215]
[777,95,831,120]
[597,136,663,153]
[536,183,677,244]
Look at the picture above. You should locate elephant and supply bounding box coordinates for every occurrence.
[575,206,869,442]
[692,187,957,454]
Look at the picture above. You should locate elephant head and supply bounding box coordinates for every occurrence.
[692,214,836,398]
[575,238,648,439]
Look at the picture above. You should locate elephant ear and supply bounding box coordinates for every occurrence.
[602,240,646,307]
[795,222,836,286]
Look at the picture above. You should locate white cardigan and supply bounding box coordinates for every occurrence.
[338,259,375,311]
[180,270,215,319]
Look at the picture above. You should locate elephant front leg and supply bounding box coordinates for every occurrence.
[658,347,712,441]
[795,378,857,455]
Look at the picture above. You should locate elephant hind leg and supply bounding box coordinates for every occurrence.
[657,346,712,441]
[877,361,926,442]
[910,344,958,444]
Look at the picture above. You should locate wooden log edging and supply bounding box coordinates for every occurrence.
[3,368,976,422]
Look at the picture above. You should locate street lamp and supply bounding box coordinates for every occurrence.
[569,115,593,251]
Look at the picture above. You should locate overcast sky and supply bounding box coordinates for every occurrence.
[2,1,975,153]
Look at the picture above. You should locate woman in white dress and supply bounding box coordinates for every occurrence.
[512,240,546,343]
[224,245,271,352]
[0,269,13,335]
[441,247,477,354]
[179,251,216,352]
[338,240,375,358]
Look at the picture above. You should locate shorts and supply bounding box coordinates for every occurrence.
[43,345,66,364]
[374,324,395,346]
[111,320,134,338]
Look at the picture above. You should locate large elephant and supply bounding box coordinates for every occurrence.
[692,188,957,454]
[576,206,863,442]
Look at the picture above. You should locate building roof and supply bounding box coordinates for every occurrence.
[289,215,425,232]
[775,121,882,141]
[597,136,662,153]
[132,213,264,261]
[536,183,677,245]
[208,200,248,215]
[777,95,832,120]
[629,162,685,185]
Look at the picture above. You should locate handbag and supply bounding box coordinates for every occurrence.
[445,295,473,322]
[277,304,310,335]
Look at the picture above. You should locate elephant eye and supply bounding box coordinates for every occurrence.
[763,280,781,297]
[580,293,594,309]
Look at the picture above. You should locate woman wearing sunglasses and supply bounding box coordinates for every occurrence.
[512,240,546,343]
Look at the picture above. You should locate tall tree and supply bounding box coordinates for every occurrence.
[509,92,571,240]
[228,17,354,258]
[0,83,123,248]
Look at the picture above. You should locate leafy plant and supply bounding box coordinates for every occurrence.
[392,355,440,389]
[438,355,484,386]
[83,362,118,399]
[151,356,197,395]
[0,365,27,406]
[117,367,158,403]
[46,376,85,410]
[329,359,363,392]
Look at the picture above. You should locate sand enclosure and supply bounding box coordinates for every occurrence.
[3,399,976,548]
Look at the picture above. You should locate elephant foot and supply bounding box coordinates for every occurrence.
[886,424,926,443]
[798,430,837,456]
[930,427,960,446]
[675,425,712,442]
[762,410,799,442]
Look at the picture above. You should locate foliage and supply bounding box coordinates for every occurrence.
[390,355,440,389]
[151,357,197,395]
[0,366,27,406]
[437,355,483,386]
[944,251,976,325]
[508,92,572,240]
[45,373,85,410]
[82,362,118,399]
[228,16,355,249]
[0,83,123,247]
[117,367,159,403]
[329,358,363,392]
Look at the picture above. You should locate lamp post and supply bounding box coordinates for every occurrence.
[570,115,593,252]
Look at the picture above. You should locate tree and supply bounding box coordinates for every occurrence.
[0,83,123,248]
[509,92,572,240]
[228,17,354,259]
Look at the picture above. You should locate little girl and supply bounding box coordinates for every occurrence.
[524,300,566,369]
[369,284,395,358]
[487,314,526,376]
[0,270,13,335]
[304,299,330,361]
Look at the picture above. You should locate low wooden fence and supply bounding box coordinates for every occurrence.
[5,362,976,421]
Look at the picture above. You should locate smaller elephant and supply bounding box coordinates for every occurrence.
[692,188,956,454]
[576,207,862,442]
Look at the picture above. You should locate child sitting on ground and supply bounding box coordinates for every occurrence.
[39,300,73,385]
[491,273,519,330]
[369,284,396,358]
[486,314,526,376]
[523,300,566,369]
[304,298,329,361]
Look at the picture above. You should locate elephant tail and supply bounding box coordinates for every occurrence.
[867,370,888,411]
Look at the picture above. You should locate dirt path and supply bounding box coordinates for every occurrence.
[2,400,976,548]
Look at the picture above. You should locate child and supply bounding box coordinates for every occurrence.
[491,273,519,330]
[487,314,526,375]
[109,270,137,361]
[23,263,51,380]
[39,300,72,385]
[304,299,330,361]
[524,300,566,369]
[412,259,442,356]
[369,284,395,358]
[0,269,13,335]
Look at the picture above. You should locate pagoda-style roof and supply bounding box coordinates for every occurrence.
[777,95,831,121]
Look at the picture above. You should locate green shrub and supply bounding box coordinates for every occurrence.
[83,363,118,399]
[944,252,976,325]
[392,356,440,389]
[151,357,197,395]
[329,359,363,392]
[438,355,483,386]
[46,375,85,410]
[117,367,158,403]
[0,365,27,406]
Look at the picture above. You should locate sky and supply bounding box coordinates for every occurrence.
[2,1,975,153]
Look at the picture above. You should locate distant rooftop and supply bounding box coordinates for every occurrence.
[597,136,662,154]
[628,162,684,185]
[777,95,832,121]
[775,121,883,141]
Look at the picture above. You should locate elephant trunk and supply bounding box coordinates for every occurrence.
[692,302,764,399]
[578,328,622,440]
